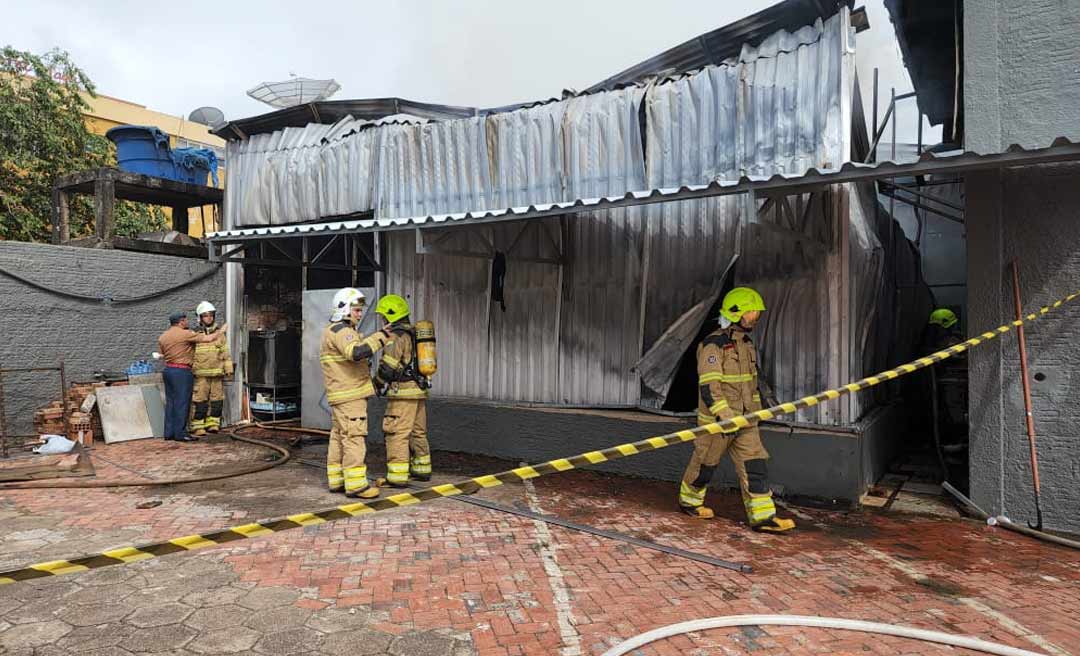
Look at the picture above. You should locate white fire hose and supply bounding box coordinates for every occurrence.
[600,615,1049,656]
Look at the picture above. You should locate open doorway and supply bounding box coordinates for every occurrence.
[660,265,738,413]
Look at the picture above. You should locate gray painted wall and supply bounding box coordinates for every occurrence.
[965,0,1080,533]
[965,0,1080,153]
[966,167,1080,533]
[0,242,225,437]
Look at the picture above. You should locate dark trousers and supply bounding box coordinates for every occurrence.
[163,366,194,438]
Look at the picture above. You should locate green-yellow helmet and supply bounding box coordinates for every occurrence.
[375,294,410,322]
[929,308,958,329]
[720,287,766,323]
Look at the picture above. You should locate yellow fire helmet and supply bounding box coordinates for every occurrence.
[720,287,766,323]
[375,294,410,322]
[929,308,958,329]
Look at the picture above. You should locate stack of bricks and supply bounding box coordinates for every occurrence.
[31,382,106,447]
[32,402,66,436]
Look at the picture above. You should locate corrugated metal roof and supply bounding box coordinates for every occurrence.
[214,99,477,141]
[208,138,1080,242]
[586,0,857,93]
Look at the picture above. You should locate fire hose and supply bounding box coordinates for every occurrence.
[600,615,1050,656]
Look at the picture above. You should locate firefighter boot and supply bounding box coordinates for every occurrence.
[680,505,715,519]
[753,516,796,533]
[346,485,380,499]
[678,480,715,519]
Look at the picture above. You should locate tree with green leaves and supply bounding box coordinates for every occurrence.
[0,46,166,243]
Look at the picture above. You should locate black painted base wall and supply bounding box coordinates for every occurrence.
[358,398,905,504]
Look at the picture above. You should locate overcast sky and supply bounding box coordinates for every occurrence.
[4,0,939,145]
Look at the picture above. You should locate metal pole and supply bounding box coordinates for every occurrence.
[890,88,897,163]
[877,188,965,224]
[881,180,966,212]
[59,360,69,441]
[929,366,947,481]
[872,68,879,163]
[889,87,898,298]
[1010,259,1044,530]
[915,208,924,248]
[301,238,309,291]
[352,236,360,288]
[917,111,924,157]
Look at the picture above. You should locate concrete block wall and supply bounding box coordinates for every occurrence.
[965,0,1080,154]
[0,242,224,437]
[966,166,1080,533]
[965,0,1080,533]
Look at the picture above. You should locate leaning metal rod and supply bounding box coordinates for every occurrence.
[59,360,68,449]
[1010,260,1044,530]
[0,364,7,459]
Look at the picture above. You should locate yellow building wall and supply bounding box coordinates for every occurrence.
[82,93,226,238]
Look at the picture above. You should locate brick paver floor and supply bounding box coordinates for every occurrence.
[1,432,1077,655]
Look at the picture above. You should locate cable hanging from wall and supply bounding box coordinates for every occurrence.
[0,263,222,305]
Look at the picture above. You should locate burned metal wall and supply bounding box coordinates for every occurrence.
[224,10,916,425]
[377,11,862,416]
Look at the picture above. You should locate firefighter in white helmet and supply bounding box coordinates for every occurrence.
[190,301,231,436]
[320,288,395,498]
[678,287,795,533]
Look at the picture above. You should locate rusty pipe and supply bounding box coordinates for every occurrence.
[1010,259,1044,531]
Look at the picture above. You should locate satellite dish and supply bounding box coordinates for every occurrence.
[246,76,341,109]
[188,106,226,128]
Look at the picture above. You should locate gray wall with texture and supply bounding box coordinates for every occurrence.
[0,241,224,437]
[965,0,1080,532]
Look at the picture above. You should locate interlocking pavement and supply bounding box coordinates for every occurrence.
[1,433,1077,655]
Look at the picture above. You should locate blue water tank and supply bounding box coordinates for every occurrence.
[106,125,174,178]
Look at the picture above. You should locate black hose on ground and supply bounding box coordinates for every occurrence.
[0,424,290,490]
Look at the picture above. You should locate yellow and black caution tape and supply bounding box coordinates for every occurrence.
[2,292,1076,586]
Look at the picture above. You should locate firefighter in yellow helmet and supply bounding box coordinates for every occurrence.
[678,287,795,533]
[190,301,232,437]
[320,288,395,498]
[373,295,432,487]
[925,308,962,351]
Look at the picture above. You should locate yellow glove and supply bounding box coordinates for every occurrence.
[223,361,234,377]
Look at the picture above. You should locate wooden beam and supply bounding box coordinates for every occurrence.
[51,188,70,245]
[109,237,209,259]
[171,206,189,235]
[94,178,115,240]
[55,168,224,206]
[355,235,383,270]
